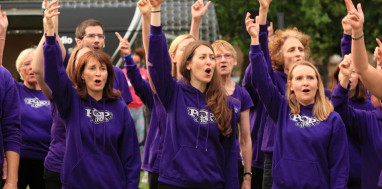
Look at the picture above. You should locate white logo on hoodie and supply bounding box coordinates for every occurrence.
[24,97,50,108]
[85,108,113,124]
[290,114,320,128]
[187,107,215,124]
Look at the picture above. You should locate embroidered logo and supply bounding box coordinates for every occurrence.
[290,114,320,128]
[187,107,215,124]
[85,108,113,124]
[24,98,50,108]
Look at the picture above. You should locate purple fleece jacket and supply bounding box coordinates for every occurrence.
[250,45,349,189]
[332,83,382,189]
[148,25,239,189]
[16,82,52,160]
[43,35,141,189]
[0,67,22,175]
[124,55,166,173]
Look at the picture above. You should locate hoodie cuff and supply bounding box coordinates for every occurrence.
[250,45,262,53]
[123,54,134,66]
[260,23,268,33]
[150,25,163,35]
[45,34,56,45]
[342,33,352,41]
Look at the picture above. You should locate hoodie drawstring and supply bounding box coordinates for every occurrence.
[103,99,106,148]
[195,93,200,149]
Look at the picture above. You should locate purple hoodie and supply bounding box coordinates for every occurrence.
[0,67,22,175]
[124,55,166,173]
[332,83,382,189]
[43,35,141,188]
[250,45,349,188]
[16,82,52,160]
[44,49,133,175]
[148,25,239,189]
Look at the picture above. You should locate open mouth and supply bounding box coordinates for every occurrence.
[95,80,101,84]
[221,65,227,69]
[302,89,310,93]
[205,68,211,74]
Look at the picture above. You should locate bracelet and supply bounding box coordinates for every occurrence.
[352,33,364,40]
[151,10,161,13]
[5,182,16,188]
[0,38,5,41]
[243,171,252,177]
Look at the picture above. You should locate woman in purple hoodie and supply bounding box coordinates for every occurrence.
[148,0,238,188]
[42,6,141,189]
[246,14,349,189]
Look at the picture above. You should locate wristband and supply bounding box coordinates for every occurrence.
[0,38,5,41]
[151,10,161,13]
[352,33,364,40]
[243,171,252,177]
[5,182,16,188]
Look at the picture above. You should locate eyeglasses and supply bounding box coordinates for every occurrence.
[215,54,233,60]
[82,33,105,39]
[21,61,31,68]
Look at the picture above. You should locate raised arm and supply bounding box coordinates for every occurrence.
[341,15,352,57]
[374,38,382,70]
[116,32,154,110]
[148,0,177,108]
[0,5,7,67]
[32,0,61,99]
[258,0,274,78]
[189,0,211,39]
[246,13,287,122]
[346,0,382,98]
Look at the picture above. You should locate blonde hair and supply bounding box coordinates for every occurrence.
[16,48,36,80]
[211,40,237,59]
[269,28,310,71]
[169,34,195,78]
[287,61,333,121]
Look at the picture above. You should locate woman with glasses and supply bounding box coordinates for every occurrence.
[212,40,253,189]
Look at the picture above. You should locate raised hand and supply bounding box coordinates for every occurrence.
[344,0,364,32]
[342,15,352,35]
[246,13,260,39]
[259,0,272,9]
[191,0,211,21]
[374,38,382,67]
[115,32,131,57]
[149,0,163,9]
[268,21,274,39]
[339,54,353,78]
[137,0,151,16]
[0,5,8,32]
[43,0,60,35]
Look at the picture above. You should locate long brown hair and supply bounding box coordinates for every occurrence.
[269,28,310,72]
[180,40,232,137]
[329,64,368,102]
[287,61,333,121]
[74,50,120,100]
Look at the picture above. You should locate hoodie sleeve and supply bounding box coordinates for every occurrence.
[148,25,176,109]
[331,83,366,141]
[250,45,288,122]
[242,64,260,108]
[341,34,352,57]
[259,23,274,79]
[43,34,75,119]
[1,68,21,154]
[113,66,133,105]
[328,113,349,189]
[119,106,141,189]
[124,55,154,110]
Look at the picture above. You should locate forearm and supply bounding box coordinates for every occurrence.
[258,6,269,25]
[150,5,161,27]
[339,75,350,89]
[0,27,6,66]
[189,17,201,40]
[4,151,19,186]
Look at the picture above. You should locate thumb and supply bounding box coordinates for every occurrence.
[357,3,363,14]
